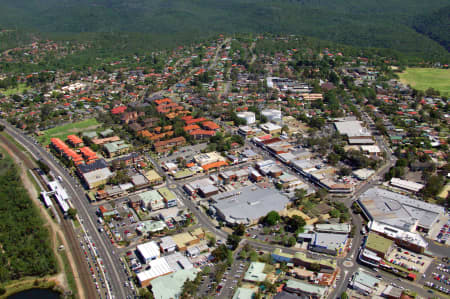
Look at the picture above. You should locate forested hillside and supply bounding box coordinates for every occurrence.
[413,6,450,52]
[0,0,448,59]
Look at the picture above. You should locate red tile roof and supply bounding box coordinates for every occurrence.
[111,105,127,114]
[189,129,215,136]
[154,98,172,105]
[79,146,98,160]
[185,117,207,125]
[183,124,200,132]
[67,134,83,145]
[202,161,228,170]
[201,121,220,130]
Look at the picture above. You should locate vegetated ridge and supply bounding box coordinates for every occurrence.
[413,5,450,52]
[0,0,449,59]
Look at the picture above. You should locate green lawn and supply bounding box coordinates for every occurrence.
[38,118,100,145]
[0,83,28,96]
[399,68,450,96]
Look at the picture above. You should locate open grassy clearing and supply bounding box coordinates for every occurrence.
[37,118,100,145]
[399,68,450,96]
[0,83,28,96]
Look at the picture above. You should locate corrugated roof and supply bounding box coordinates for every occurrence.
[136,258,172,283]
[244,262,267,282]
[78,158,108,173]
[151,268,200,299]
[285,279,326,295]
[137,241,160,260]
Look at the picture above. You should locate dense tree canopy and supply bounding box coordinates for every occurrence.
[0,154,57,283]
[263,211,281,226]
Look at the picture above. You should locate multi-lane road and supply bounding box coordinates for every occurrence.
[2,121,132,299]
[3,115,444,299]
[0,39,232,299]
[2,47,445,299]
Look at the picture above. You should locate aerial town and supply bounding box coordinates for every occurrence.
[0,34,448,299]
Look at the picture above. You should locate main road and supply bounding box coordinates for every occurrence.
[1,121,131,299]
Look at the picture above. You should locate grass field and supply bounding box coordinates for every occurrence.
[0,83,28,96]
[37,118,100,145]
[399,68,450,96]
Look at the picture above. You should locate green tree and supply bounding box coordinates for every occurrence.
[294,188,307,202]
[234,223,246,236]
[40,104,53,121]
[327,152,340,166]
[338,167,352,177]
[329,209,341,219]
[287,236,297,247]
[317,188,328,200]
[67,208,77,219]
[261,280,277,293]
[286,215,306,232]
[202,266,211,275]
[249,250,259,262]
[181,278,197,299]
[263,211,280,226]
[239,250,248,260]
[422,175,445,198]
[37,160,51,175]
[207,235,216,247]
[211,245,230,262]
[227,250,234,266]
[227,234,241,250]
[352,202,362,214]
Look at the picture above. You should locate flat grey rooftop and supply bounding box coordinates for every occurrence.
[358,187,444,230]
[334,120,371,137]
[212,185,289,224]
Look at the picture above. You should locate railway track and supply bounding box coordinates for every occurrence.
[0,133,98,299]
